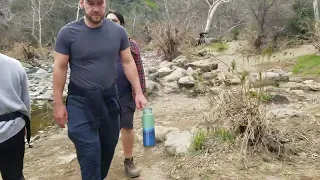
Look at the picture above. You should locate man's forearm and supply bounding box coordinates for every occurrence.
[123,61,143,95]
[53,67,67,105]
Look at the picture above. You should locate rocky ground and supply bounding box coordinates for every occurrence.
[2,41,320,180]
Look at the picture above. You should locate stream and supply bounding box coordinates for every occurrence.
[30,101,53,136]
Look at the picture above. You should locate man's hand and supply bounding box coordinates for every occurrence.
[53,103,68,128]
[135,93,147,111]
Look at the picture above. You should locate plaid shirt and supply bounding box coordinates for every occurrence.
[129,38,146,97]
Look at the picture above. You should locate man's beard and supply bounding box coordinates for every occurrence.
[85,14,104,24]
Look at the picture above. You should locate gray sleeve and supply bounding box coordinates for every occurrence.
[119,26,130,51]
[54,26,71,55]
[20,66,31,118]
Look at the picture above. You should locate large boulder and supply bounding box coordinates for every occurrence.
[155,125,179,142]
[157,67,174,78]
[249,71,289,87]
[163,68,186,82]
[164,130,193,156]
[184,59,218,72]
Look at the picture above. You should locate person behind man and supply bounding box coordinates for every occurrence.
[0,53,31,180]
[52,0,147,179]
[106,10,146,178]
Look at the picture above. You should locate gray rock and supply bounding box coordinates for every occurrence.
[202,72,216,80]
[178,76,195,88]
[302,80,320,91]
[146,80,158,95]
[164,130,193,156]
[280,82,309,91]
[149,72,159,81]
[155,126,179,142]
[249,72,289,87]
[159,61,174,68]
[185,60,218,72]
[172,55,188,67]
[289,77,303,83]
[163,68,186,82]
[290,90,305,96]
[158,67,174,78]
[267,68,290,76]
[267,108,306,119]
[163,81,180,94]
[230,78,242,85]
[186,67,194,76]
[270,94,290,104]
[35,68,48,74]
[148,67,157,74]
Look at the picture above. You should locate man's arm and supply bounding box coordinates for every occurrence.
[53,26,71,105]
[53,52,69,105]
[120,48,143,95]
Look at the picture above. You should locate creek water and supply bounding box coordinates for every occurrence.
[30,101,53,136]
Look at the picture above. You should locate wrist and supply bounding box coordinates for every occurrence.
[53,96,63,106]
[134,86,143,95]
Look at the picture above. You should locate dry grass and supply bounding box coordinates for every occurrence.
[194,54,287,158]
[3,42,53,64]
[204,87,283,156]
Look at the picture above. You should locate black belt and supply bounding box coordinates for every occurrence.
[0,111,32,148]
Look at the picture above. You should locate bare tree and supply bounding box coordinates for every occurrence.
[0,0,14,26]
[19,0,56,45]
[314,0,319,22]
[244,0,278,34]
[204,0,232,33]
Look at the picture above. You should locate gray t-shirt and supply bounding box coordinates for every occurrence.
[54,17,130,90]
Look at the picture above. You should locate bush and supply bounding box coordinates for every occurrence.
[200,57,284,157]
[150,17,194,61]
[286,0,314,37]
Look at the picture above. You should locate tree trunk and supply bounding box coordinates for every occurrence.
[314,0,319,22]
[204,1,222,33]
[32,7,35,36]
[76,3,80,20]
[38,0,42,45]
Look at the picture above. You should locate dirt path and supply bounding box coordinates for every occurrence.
[2,42,319,180]
[16,94,209,180]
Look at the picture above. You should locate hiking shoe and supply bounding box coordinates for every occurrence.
[124,157,140,178]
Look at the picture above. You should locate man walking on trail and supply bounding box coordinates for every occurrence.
[0,53,31,180]
[52,0,147,179]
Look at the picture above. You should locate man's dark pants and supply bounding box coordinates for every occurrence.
[0,127,25,180]
[66,95,120,180]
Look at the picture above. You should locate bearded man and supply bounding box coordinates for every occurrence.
[52,0,147,179]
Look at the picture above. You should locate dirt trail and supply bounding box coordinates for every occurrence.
[2,42,319,180]
[16,94,209,180]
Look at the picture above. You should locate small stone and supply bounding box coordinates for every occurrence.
[178,76,195,88]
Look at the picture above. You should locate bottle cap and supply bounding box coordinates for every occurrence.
[143,107,152,114]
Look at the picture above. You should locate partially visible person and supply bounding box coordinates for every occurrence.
[0,53,31,180]
[106,10,146,178]
[53,0,147,179]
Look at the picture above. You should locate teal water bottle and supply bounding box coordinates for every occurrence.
[142,108,156,147]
